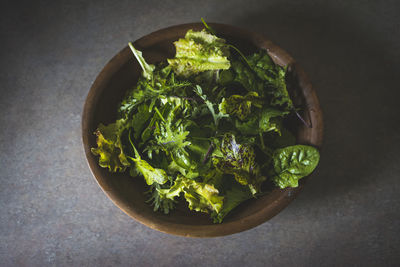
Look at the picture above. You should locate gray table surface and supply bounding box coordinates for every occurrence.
[1,0,399,266]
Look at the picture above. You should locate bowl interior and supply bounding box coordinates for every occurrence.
[82,23,323,237]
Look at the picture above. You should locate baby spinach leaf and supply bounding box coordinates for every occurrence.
[272,145,320,188]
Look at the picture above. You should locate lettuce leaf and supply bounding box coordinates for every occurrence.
[157,175,224,214]
[91,119,130,172]
[219,91,261,121]
[168,29,230,77]
[212,133,266,194]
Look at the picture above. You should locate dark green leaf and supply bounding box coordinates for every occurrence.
[272,145,320,188]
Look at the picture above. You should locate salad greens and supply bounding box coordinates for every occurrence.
[91,22,320,223]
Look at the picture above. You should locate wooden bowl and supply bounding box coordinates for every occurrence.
[82,23,323,237]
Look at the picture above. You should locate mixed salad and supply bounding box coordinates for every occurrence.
[91,22,320,223]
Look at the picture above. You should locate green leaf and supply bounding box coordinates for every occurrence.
[193,85,228,127]
[146,183,176,214]
[131,103,152,140]
[259,107,289,135]
[126,129,169,186]
[235,115,259,135]
[272,145,320,188]
[219,91,261,121]
[211,182,253,223]
[168,29,230,77]
[247,52,293,109]
[133,158,169,185]
[118,64,192,118]
[212,133,266,194]
[230,59,264,94]
[90,119,130,172]
[128,42,155,80]
[157,175,224,214]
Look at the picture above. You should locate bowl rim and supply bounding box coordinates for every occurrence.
[82,22,323,237]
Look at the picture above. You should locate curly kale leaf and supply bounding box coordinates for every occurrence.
[119,64,192,118]
[146,183,176,214]
[212,133,266,194]
[168,29,230,77]
[91,119,130,172]
[272,145,320,188]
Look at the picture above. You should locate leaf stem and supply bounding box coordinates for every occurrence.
[154,107,167,123]
[293,109,312,128]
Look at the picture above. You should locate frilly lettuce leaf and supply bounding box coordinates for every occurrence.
[219,91,261,121]
[272,145,320,188]
[157,175,224,214]
[133,157,169,185]
[212,133,266,194]
[91,119,130,172]
[168,29,230,77]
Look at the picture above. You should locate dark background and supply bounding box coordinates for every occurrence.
[1,0,399,266]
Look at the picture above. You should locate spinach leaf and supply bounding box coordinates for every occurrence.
[272,145,320,188]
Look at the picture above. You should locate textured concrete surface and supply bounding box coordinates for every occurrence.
[1,0,400,266]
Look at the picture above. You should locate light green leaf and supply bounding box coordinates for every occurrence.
[128,42,155,80]
[91,119,130,172]
[168,29,230,77]
[157,175,224,214]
